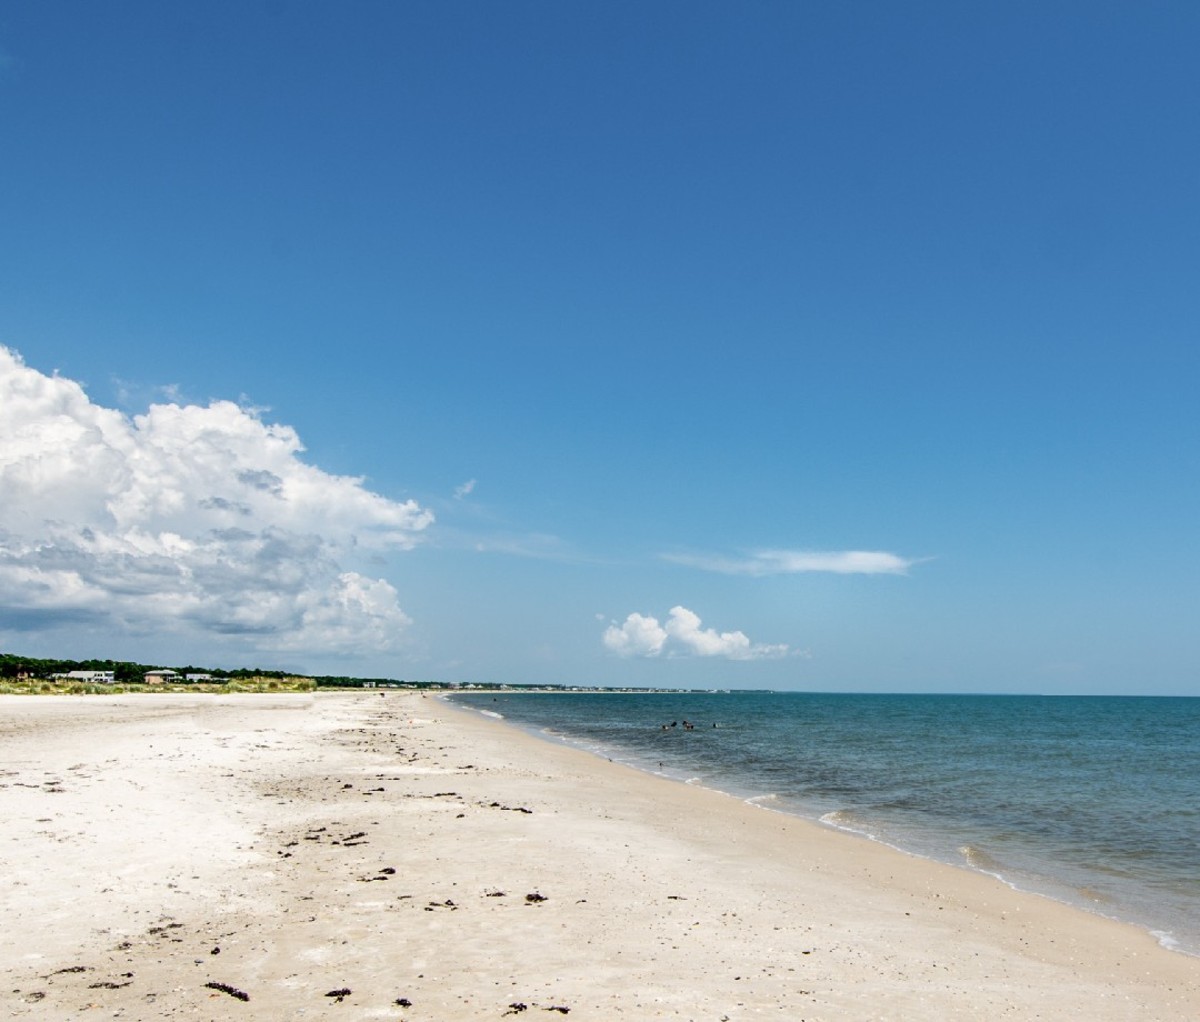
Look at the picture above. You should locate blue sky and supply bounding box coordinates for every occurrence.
[1,2,1197,693]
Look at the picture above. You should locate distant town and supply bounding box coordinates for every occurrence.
[0,652,734,695]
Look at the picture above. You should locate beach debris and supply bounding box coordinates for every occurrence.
[325,987,352,1002]
[395,997,413,1007]
[88,980,131,990]
[50,965,89,976]
[211,947,221,955]
[204,981,250,1002]
[486,889,507,897]
[524,892,548,904]
[485,801,534,813]
[544,1008,570,1015]
[148,922,184,941]
[503,1003,528,1015]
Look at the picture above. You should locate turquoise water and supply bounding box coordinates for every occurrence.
[452,691,1200,955]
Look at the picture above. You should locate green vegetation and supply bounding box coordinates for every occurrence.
[0,677,317,695]
[0,651,454,693]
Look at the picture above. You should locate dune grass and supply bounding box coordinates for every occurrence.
[0,677,317,695]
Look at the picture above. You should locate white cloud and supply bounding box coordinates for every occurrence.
[454,478,476,500]
[0,346,432,655]
[286,572,414,652]
[603,605,789,661]
[602,612,668,657]
[664,548,918,576]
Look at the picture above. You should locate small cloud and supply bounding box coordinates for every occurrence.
[454,478,477,500]
[468,531,576,561]
[664,548,919,576]
[603,605,789,661]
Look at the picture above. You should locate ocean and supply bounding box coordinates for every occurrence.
[451,690,1200,956]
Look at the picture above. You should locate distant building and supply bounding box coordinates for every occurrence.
[143,670,180,684]
[61,670,115,684]
[185,673,214,682]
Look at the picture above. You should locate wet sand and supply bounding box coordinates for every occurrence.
[1,691,1197,1020]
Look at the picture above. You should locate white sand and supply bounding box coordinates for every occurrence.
[1,691,1196,1020]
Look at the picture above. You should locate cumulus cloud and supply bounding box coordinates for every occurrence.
[602,612,668,657]
[0,346,432,654]
[663,548,917,576]
[603,606,789,661]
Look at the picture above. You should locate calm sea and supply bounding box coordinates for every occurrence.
[451,691,1200,956]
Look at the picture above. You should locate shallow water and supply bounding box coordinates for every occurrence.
[452,691,1200,955]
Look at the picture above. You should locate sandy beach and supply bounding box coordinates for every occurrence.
[1,692,1197,1021]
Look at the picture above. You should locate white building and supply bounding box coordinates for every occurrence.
[62,670,116,684]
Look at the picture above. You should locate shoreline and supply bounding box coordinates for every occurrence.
[454,689,1200,962]
[2,691,1197,1019]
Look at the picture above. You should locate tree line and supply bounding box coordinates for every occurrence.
[0,653,451,689]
